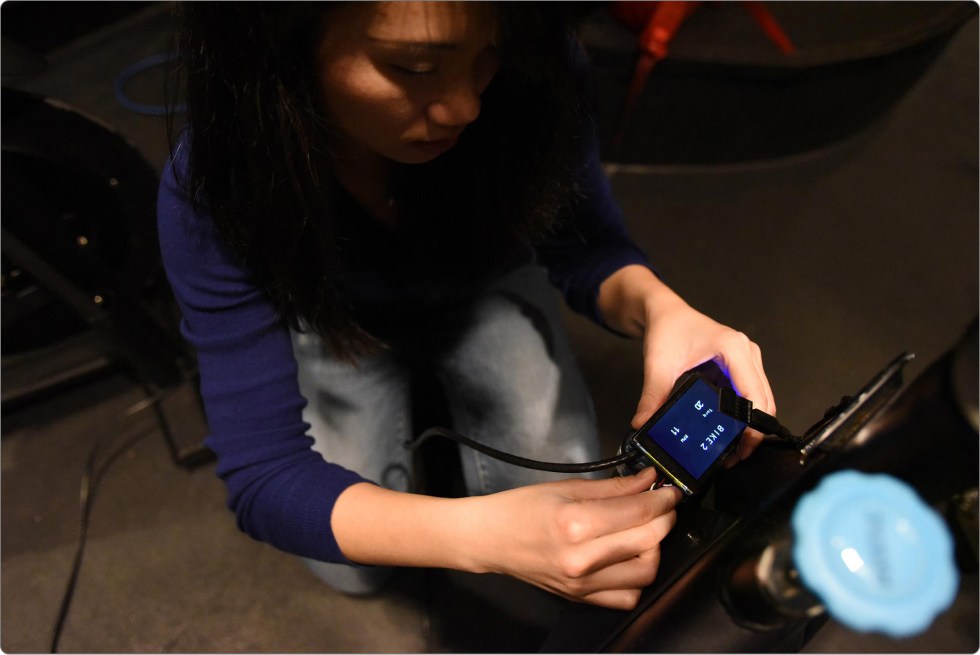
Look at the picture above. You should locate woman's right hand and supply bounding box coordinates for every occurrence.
[466,466,682,610]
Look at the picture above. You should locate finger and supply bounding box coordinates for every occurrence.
[571,485,682,539]
[716,334,768,413]
[572,510,675,574]
[714,334,770,458]
[632,351,687,430]
[562,466,658,501]
[739,346,769,459]
[737,428,764,461]
[738,342,777,460]
[578,588,643,611]
[576,546,662,594]
[751,342,775,415]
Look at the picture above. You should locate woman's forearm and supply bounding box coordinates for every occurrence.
[596,265,688,338]
[331,469,685,611]
[331,482,490,572]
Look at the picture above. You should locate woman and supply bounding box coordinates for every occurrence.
[159,2,775,610]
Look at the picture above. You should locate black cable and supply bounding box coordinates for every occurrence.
[413,389,850,474]
[48,380,819,650]
[719,387,802,443]
[50,377,195,653]
[719,389,860,450]
[407,426,641,473]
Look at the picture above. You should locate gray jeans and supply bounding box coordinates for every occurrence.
[291,264,601,594]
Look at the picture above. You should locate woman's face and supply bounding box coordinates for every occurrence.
[317,2,500,165]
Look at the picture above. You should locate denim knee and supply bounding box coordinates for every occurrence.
[301,559,395,596]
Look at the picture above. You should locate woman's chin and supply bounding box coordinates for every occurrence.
[389,139,457,164]
[391,151,443,165]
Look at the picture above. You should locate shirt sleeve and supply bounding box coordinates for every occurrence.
[533,42,659,330]
[157,140,369,564]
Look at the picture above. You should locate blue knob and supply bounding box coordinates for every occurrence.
[791,470,959,638]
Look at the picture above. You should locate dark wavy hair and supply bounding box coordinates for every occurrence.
[169,2,590,360]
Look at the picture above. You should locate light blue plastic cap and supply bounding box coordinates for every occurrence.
[791,470,959,638]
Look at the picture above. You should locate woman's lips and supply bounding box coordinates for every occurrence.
[411,136,458,154]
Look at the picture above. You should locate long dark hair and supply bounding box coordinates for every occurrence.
[169,2,590,360]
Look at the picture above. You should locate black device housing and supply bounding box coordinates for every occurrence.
[629,373,745,496]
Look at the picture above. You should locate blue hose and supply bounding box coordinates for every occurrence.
[114,52,186,115]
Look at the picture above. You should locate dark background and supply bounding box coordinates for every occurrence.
[1,1,154,54]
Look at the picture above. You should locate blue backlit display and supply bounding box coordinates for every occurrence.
[646,378,746,480]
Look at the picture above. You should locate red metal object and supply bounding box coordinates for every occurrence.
[741,1,796,56]
[609,1,796,151]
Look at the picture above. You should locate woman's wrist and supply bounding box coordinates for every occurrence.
[331,482,494,573]
[598,265,688,338]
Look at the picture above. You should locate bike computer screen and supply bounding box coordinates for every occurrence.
[630,374,746,495]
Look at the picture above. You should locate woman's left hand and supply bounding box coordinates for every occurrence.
[598,265,775,462]
[634,295,774,461]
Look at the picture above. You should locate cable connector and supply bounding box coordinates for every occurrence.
[719,387,799,443]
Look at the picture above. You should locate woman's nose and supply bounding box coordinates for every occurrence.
[426,79,482,129]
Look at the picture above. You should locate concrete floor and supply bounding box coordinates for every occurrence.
[2,4,977,653]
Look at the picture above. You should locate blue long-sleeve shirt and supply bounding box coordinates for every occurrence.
[157,117,652,564]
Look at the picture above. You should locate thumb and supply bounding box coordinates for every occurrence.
[632,364,679,430]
